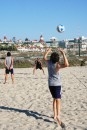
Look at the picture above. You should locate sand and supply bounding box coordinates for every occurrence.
[0,67,87,130]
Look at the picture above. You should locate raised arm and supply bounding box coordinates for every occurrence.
[59,48,69,68]
[43,48,52,61]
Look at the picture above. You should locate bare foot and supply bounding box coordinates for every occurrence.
[3,82,6,84]
[60,122,66,129]
[12,81,14,84]
[56,116,66,129]
[54,116,57,121]
[56,116,61,125]
[51,116,57,121]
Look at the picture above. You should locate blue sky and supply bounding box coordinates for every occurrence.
[0,0,87,41]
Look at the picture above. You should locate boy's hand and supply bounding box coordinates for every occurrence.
[46,48,52,53]
[58,48,64,54]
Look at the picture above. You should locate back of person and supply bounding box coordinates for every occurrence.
[35,59,42,69]
[48,60,61,86]
[6,56,13,69]
[4,52,14,84]
[43,48,69,129]
[36,60,41,67]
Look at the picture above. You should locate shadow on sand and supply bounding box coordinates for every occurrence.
[0,106,54,123]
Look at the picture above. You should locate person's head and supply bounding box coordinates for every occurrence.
[37,58,40,61]
[7,52,11,57]
[50,52,59,64]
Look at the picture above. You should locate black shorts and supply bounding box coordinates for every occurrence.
[5,68,14,74]
[36,65,42,70]
[49,86,61,99]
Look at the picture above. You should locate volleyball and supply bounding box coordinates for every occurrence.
[57,25,65,33]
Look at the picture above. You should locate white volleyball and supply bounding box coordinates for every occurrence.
[57,25,65,33]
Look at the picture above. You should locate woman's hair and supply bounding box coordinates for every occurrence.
[50,52,59,63]
[7,52,11,56]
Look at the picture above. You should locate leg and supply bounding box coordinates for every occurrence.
[4,69,9,84]
[56,86,62,124]
[56,99,66,129]
[11,74,14,84]
[33,67,36,74]
[53,99,57,120]
[56,99,61,118]
[10,69,14,84]
[56,99,61,124]
[42,68,45,74]
[4,74,8,84]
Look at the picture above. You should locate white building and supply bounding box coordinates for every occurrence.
[50,37,58,47]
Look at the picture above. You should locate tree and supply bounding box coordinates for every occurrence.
[25,38,29,42]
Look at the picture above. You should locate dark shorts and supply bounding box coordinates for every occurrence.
[36,65,42,70]
[49,86,61,99]
[5,68,14,74]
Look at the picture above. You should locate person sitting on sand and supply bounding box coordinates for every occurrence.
[4,52,14,84]
[33,58,45,74]
[43,48,69,129]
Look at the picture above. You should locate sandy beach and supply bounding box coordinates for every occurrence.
[0,67,87,130]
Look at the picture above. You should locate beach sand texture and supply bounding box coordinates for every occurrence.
[0,67,87,130]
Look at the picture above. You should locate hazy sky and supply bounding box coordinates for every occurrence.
[0,0,87,41]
